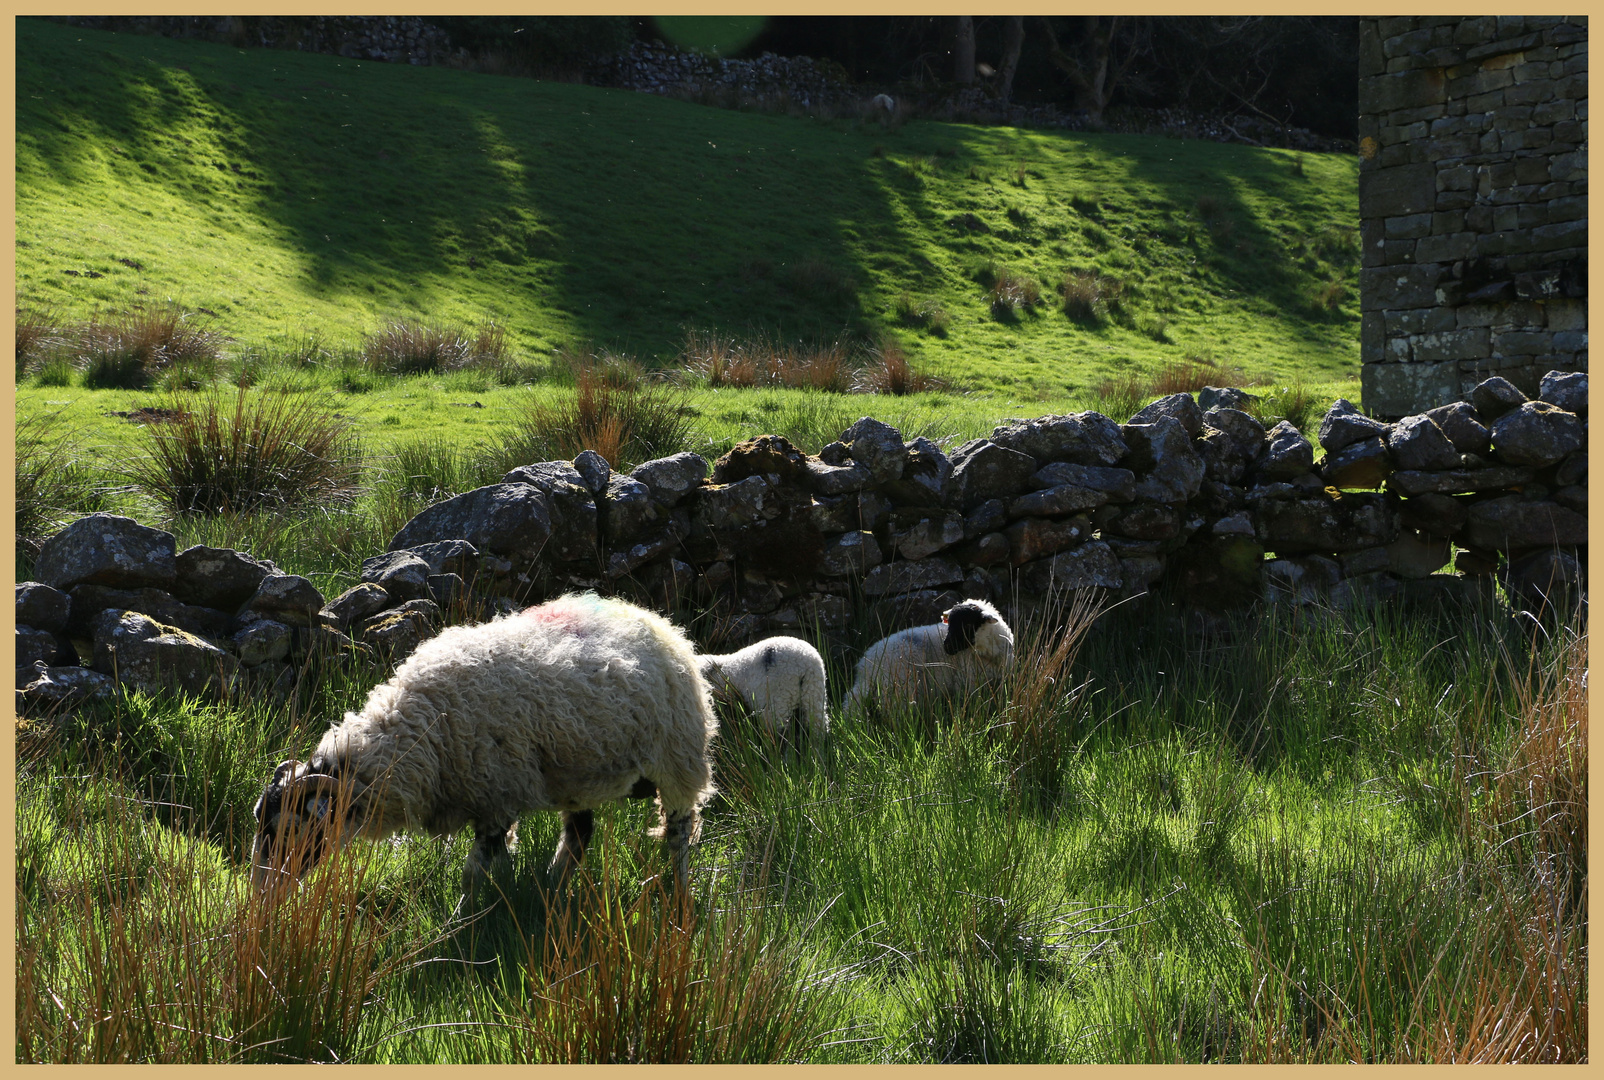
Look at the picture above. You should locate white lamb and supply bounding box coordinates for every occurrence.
[844,598,1014,711]
[250,592,717,904]
[696,636,830,742]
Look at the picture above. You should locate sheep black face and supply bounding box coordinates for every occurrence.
[941,601,995,655]
[250,759,344,890]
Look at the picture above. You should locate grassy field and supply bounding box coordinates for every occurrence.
[17,590,1586,1063]
[20,17,1581,1068]
[18,18,1360,398]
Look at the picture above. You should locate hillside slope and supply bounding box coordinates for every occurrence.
[17,19,1360,395]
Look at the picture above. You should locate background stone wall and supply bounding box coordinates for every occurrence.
[19,374,1587,711]
[1359,16,1588,418]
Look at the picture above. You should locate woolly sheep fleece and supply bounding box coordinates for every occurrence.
[289,592,716,855]
[845,598,1015,709]
[697,636,830,738]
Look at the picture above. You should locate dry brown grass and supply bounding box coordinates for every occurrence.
[988,265,1042,316]
[16,306,63,376]
[852,341,946,396]
[490,355,694,471]
[679,330,855,393]
[497,872,831,1063]
[75,305,228,389]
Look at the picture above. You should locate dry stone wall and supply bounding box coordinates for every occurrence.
[18,374,1587,712]
[1359,16,1588,417]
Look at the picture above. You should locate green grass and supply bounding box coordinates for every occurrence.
[18,18,1359,399]
[17,589,1586,1062]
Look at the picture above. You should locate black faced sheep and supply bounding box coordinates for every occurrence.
[250,592,717,904]
[696,636,830,742]
[844,598,1014,711]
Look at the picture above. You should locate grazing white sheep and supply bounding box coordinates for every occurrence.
[844,598,1014,711]
[250,592,717,904]
[697,636,829,742]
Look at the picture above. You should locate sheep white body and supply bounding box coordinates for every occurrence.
[251,592,717,898]
[844,599,1014,711]
[696,636,829,739]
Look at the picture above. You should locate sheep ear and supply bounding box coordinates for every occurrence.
[273,759,301,784]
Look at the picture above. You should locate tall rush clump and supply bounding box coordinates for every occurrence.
[126,389,362,516]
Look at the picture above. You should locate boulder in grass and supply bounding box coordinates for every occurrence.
[388,483,553,564]
[35,514,177,592]
[1469,375,1527,420]
[1539,370,1587,416]
[1489,401,1584,467]
[1317,398,1391,454]
[400,539,480,580]
[172,545,278,610]
[320,583,391,632]
[90,610,239,699]
[233,619,293,667]
[240,575,326,627]
[361,551,431,603]
[18,666,118,710]
[66,584,232,644]
[16,582,71,635]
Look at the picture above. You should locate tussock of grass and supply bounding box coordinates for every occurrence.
[74,305,227,390]
[851,342,946,397]
[16,412,114,561]
[125,389,363,515]
[16,305,63,377]
[362,318,513,377]
[487,356,695,471]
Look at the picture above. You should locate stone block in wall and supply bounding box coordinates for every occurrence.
[1423,402,1492,453]
[1028,462,1136,501]
[35,514,178,592]
[882,436,951,507]
[1387,530,1454,579]
[947,439,1038,511]
[1123,417,1205,502]
[1539,370,1588,414]
[601,475,659,544]
[1105,503,1182,541]
[1016,540,1121,594]
[862,557,964,597]
[1360,264,1443,311]
[841,417,907,483]
[1462,495,1587,549]
[1205,407,1268,462]
[1008,484,1110,518]
[1361,162,1438,218]
[1257,492,1401,554]
[1003,516,1090,566]
[1171,535,1265,610]
[988,412,1127,466]
[1489,401,1584,465]
[962,498,1009,539]
[890,512,964,560]
[1389,414,1464,470]
[1388,465,1537,496]
[710,434,808,486]
[91,610,238,700]
[1362,360,1463,418]
[1360,69,1447,115]
[809,494,857,534]
[1255,421,1316,481]
[952,531,1010,567]
[1400,492,1470,537]
[389,483,553,565]
[1321,437,1395,489]
[629,452,709,507]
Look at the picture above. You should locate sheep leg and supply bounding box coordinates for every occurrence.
[662,807,694,898]
[547,809,595,884]
[455,820,515,916]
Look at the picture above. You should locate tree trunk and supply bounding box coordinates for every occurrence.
[997,15,1024,103]
[953,15,975,85]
